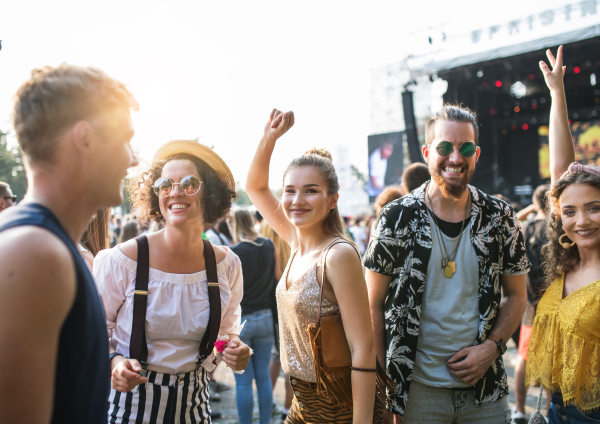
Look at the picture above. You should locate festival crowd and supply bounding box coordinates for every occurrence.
[0,46,598,424]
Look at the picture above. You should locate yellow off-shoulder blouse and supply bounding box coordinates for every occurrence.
[526,274,600,413]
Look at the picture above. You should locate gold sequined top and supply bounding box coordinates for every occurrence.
[276,247,340,383]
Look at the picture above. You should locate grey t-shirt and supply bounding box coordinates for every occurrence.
[412,214,479,388]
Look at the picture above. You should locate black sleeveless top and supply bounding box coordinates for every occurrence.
[0,203,109,424]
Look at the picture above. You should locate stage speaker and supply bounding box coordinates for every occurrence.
[402,91,424,163]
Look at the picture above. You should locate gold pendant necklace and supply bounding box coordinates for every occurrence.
[426,185,470,279]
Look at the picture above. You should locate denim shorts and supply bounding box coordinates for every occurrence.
[549,403,600,424]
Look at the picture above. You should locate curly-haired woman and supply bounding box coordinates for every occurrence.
[94,140,251,423]
[525,46,600,423]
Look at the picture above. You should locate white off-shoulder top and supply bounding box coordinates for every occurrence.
[94,245,243,375]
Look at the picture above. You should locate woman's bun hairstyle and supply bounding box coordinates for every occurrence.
[304,148,332,161]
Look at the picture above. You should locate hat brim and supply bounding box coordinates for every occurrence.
[153,140,236,192]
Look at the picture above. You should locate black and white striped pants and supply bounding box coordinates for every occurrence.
[107,366,211,424]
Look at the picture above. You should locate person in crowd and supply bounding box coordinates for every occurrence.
[229,208,281,424]
[259,219,294,422]
[247,109,383,423]
[370,186,404,240]
[113,215,123,239]
[513,184,551,424]
[400,162,430,195]
[342,215,355,240]
[255,210,264,232]
[205,219,232,246]
[218,218,233,243]
[365,104,529,423]
[526,46,600,423]
[79,208,111,269]
[118,219,140,243]
[0,64,138,423]
[349,216,368,255]
[94,140,250,423]
[0,181,16,212]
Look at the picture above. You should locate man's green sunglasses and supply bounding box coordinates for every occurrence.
[434,141,477,158]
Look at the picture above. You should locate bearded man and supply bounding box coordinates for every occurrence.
[365,105,529,424]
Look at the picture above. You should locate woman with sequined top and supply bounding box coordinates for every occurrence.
[525,46,600,423]
[246,109,381,423]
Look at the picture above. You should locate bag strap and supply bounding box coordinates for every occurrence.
[130,235,150,365]
[198,239,221,362]
[129,236,222,366]
[317,239,361,323]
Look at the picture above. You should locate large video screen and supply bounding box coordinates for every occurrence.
[539,119,600,179]
[367,131,404,201]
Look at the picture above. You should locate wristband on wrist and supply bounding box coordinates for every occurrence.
[350,367,377,372]
[109,352,124,362]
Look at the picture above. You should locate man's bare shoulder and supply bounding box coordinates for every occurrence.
[0,226,76,316]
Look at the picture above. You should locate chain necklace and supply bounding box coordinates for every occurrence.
[426,184,470,279]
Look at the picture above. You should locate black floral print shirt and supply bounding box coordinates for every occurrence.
[364,183,530,415]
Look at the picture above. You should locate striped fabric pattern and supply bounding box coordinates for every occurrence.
[107,367,211,424]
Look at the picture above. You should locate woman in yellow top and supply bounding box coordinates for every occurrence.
[526,46,600,423]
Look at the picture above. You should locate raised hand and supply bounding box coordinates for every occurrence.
[263,108,295,144]
[539,45,567,93]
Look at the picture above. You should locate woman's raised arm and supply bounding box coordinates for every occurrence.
[540,45,575,183]
[246,109,296,246]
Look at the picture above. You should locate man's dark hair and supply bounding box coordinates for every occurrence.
[533,184,549,214]
[402,163,430,193]
[425,104,479,146]
[0,181,10,197]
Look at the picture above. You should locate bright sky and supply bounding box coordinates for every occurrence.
[0,0,566,188]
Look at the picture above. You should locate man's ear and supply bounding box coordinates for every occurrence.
[422,144,430,162]
[71,120,93,152]
[475,146,481,163]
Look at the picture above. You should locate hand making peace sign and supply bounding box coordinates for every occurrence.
[539,45,567,93]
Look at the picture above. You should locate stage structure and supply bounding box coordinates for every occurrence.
[370,0,600,200]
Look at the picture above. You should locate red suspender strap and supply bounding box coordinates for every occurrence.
[130,235,150,365]
[198,239,221,361]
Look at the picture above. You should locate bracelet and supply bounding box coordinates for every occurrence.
[350,367,377,372]
[109,352,124,362]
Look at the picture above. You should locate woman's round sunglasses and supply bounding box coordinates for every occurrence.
[434,141,477,158]
[153,175,203,198]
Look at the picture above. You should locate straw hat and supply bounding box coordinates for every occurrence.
[153,140,235,192]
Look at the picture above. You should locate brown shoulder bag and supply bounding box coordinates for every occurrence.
[307,240,395,411]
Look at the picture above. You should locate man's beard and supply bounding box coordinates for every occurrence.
[429,162,475,201]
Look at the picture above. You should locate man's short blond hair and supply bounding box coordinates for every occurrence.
[11,63,138,163]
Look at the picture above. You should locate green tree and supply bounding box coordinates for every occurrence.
[235,182,252,206]
[0,131,27,201]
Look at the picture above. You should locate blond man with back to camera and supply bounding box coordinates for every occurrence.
[0,64,139,424]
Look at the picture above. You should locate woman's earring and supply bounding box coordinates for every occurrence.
[559,234,575,249]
